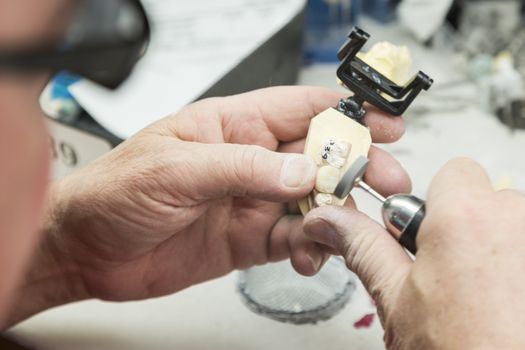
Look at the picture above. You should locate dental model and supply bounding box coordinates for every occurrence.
[357,41,412,85]
[314,192,333,207]
[298,106,371,214]
[298,28,433,215]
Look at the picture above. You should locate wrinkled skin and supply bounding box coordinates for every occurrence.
[2,81,410,328]
[40,87,410,302]
[304,158,525,349]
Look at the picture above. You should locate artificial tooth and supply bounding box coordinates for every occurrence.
[327,139,351,158]
[326,155,346,169]
[314,192,334,207]
[315,166,340,193]
[318,139,351,168]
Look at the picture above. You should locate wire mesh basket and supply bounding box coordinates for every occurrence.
[238,257,356,325]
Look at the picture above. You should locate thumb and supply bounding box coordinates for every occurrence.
[303,206,412,316]
[181,143,317,201]
[427,157,493,205]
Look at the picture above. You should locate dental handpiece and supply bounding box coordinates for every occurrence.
[334,156,425,254]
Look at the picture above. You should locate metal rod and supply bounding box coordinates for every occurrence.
[356,180,386,203]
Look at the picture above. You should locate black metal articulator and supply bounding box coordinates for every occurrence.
[333,27,433,254]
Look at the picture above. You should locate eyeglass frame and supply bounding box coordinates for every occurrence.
[0,0,151,89]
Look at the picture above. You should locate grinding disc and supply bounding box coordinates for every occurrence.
[334,155,369,199]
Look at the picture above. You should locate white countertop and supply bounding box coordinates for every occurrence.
[8,273,384,350]
[8,18,525,350]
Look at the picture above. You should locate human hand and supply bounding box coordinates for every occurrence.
[303,158,525,349]
[7,86,410,327]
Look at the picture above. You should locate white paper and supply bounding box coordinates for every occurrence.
[397,0,454,42]
[70,0,306,139]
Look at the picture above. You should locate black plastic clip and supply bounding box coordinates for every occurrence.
[336,27,433,123]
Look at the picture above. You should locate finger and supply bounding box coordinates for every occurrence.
[364,105,405,143]
[364,146,412,196]
[319,244,340,256]
[227,86,341,142]
[427,157,493,203]
[289,225,329,276]
[303,206,411,315]
[278,139,305,154]
[286,200,302,215]
[267,215,299,263]
[226,87,406,143]
[417,158,493,255]
[269,215,330,276]
[163,87,405,146]
[267,215,329,276]
[178,142,317,202]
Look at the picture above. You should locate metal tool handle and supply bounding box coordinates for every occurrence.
[382,194,425,254]
[334,156,426,254]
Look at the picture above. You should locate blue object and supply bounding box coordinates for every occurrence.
[363,0,398,23]
[41,71,83,122]
[303,0,399,63]
[50,71,81,99]
[304,0,363,63]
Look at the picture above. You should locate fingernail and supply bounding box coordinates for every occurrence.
[280,155,316,188]
[304,218,337,249]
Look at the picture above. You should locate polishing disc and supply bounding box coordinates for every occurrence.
[334,155,369,199]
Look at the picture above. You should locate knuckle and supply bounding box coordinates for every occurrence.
[432,192,478,221]
[341,227,398,311]
[423,195,475,234]
[341,223,379,273]
[231,145,261,184]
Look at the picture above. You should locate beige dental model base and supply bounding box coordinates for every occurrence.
[298,108,371,215]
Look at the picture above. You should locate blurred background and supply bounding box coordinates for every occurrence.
[44,0,525,191]
[11,1,525,349]
[42,0,525,228]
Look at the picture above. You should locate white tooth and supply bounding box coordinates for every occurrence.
[314,192,333,207]
[315,166,340,193]
[327,155,346,168]
[332,140,351,158]
[318,139,351,168]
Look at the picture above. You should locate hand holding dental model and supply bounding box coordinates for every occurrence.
[299,28,432,253]
[1,86,410,329]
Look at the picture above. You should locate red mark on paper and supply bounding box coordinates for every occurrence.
[353,313,375,329]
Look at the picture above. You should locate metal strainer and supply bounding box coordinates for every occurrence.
[237,257,355,325]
